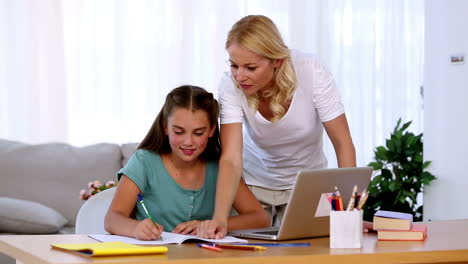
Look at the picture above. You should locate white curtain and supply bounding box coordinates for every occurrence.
[0,0,424,166]
[318,1,425,167]
[0,0,67,143]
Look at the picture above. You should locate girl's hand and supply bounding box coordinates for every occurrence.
[173,220,201,235]
[133,219,163,240]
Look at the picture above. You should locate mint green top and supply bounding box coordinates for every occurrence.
[117,149,218,231]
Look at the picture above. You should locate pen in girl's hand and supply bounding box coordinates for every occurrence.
[137,194,163,239]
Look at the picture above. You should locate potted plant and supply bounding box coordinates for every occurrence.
[363,118,436,221]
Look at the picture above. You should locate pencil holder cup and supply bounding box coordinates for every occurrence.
[330,210,363,248]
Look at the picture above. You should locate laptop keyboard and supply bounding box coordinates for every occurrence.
[254,230,279,235]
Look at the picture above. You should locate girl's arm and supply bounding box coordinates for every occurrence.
[228,180,271,230]
[197,123,244,239]
[104,175,163,240]
[323,113,356,167]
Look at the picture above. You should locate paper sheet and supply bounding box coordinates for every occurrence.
[90,232,247,245]
[315,193,332,217]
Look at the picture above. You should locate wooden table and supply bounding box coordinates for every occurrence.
[2,219,468,264]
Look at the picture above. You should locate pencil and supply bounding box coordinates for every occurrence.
[235,243,311,247]
[357,190,369,210]
[346,185,358,211]
[334,186,344,211]
[212,244,267,251]
[198,244,223,252]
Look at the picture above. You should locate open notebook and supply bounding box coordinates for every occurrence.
[90,232,247,245]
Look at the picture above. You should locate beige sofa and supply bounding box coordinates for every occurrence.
[0,139,137,263]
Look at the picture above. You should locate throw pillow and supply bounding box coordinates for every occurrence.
[0,197,68,234]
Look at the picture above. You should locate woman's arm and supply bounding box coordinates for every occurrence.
[104,175,163,240]
[323,113,356,167]
[197,123,244,239]
[228,180,271,230]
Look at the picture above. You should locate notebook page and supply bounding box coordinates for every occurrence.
[90,232,247,245]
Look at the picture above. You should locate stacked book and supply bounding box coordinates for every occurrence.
[373,210,427,241]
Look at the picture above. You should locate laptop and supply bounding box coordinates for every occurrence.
[228,167,373,240]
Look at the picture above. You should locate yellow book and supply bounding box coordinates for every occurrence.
[51,241,168,257]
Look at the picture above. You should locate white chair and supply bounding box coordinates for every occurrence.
[75,187,116,234]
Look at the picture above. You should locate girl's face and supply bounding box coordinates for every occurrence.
[164,108,215,163]
[227,42,281,96]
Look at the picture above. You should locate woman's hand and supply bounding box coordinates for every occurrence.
[173,220,201,235]
[196,218,227,239]
[133,219,163,240]
[363,221,374,232]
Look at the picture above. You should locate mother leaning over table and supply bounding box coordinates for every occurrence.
[197,15,356,239]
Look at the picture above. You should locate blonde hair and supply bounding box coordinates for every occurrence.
[226,15,297,122]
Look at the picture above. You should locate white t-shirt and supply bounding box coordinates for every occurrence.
[218,50,344,190]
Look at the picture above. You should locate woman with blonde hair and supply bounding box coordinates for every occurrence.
[197,15,356,239]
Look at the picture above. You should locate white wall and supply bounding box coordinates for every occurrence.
[424,0,468,220]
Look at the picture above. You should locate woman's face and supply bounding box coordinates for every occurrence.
[164,108,215,163]
[227,43,281,96]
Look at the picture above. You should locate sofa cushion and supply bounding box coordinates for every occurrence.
[58,226,76,234]
[0,197,68,234]
[0,139,122,226]
[121,142,138,168]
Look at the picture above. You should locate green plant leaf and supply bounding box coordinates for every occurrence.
[393,118,402,134]
[368,185,380,195]
[413,154,422,163]
[401,190,416,202]
[394,138,402,154]
[395,129,403,139]
[397,193,407,204]
[380,180,389,191]
[370,175,382,185]
[375,146,388,161]
[386,139,395,153]
[388,181,400,192]
[421,171,437,185]
[401,120,412,132]
[406,135,417,146]
[368,161,383,170]
[404,149,416,157]
[422,161,432,169]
